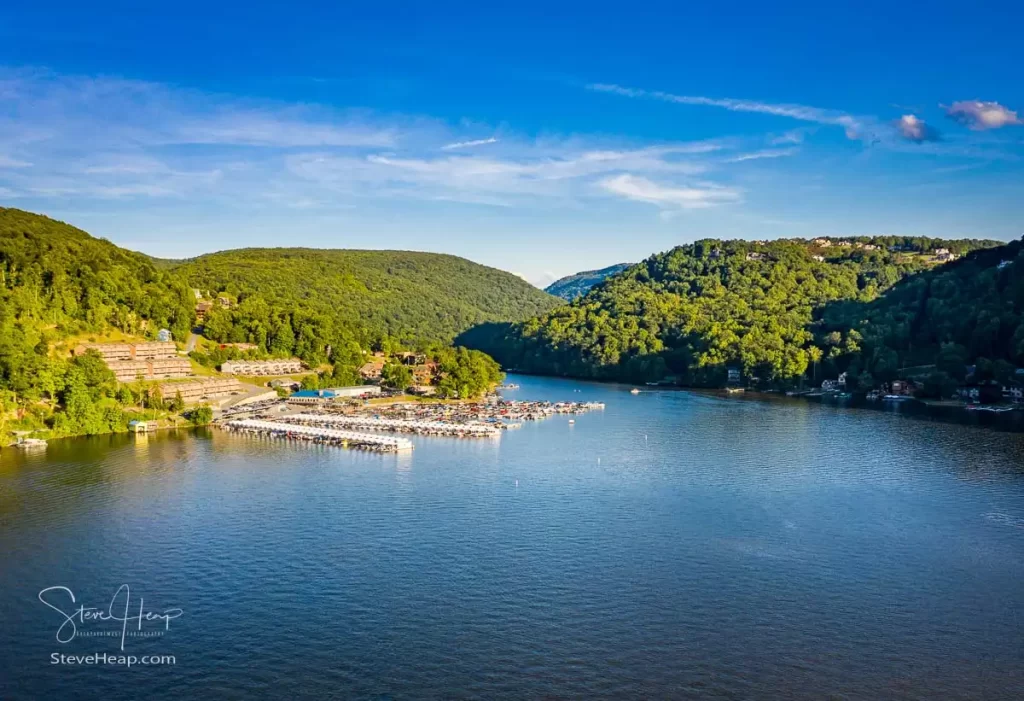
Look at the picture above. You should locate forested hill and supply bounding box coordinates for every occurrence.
[819,238,1024,395]
[175,248,561,348]
[0,208,195,344]
[0,208,196,438]
[545,263,630,300]
[475,236,1004,386]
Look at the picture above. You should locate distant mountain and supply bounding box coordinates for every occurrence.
[544,263,631,300]
[476,235,1007,386]
[174,247,562,348]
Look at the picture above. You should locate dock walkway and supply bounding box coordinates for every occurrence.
[223,419,413,452]
[284,413,502,438]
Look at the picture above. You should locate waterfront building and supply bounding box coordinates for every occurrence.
[221,359,304,375]
[287,386,381,407]
[73,341,177,362]
[326,386,382,399]
[359,359,385,380]
[412,362,438,386]
[107,358,192,382]
[156,377,243,403]
[287,389,339,407]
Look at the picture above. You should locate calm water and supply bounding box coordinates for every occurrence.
[3,375,1024,700]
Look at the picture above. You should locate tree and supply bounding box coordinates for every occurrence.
[168,391,185,412]
[188,405,213,425]
[381,361,413,390]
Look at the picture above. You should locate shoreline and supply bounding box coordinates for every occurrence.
[503,370,1024,433]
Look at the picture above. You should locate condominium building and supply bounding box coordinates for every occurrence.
[220,359,304,376]
[156,378,244,403]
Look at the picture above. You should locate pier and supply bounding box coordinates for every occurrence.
[223,419,413,452]
[284,413,502,438]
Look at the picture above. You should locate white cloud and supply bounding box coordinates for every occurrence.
[599,174,740,209]
[770,129,807,145]
[589,82,870,140]
[0,156,32,168]
[945,100,1022,130]
[0,69,743,216]
[893,114,941,143]
[725,148,799,162]
[440,137,499,150]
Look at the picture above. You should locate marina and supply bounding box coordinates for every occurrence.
[282,413,503,438]
[328,399,606,425]
[222,419,414,452]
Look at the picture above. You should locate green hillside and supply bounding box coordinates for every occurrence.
[0,207,196,440]
[819,238,1024,394]
[0,208,559,442]
[477,236,1004,386]
[545,263,631,301]
[175,247,561,351]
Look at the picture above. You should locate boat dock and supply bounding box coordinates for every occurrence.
[283,413,502,438]
[222,419,413,452]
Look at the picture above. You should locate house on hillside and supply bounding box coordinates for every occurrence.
[359,359,385,380]
[413,361,438,386]
[812,238,831,247]
[812,255,826,262]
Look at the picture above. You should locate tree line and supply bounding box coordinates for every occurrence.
[477,236,1009,390]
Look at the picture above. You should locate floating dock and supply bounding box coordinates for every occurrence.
[222,419,413,452]
[283,413,502,438]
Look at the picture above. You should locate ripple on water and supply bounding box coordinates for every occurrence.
[2,377,1024,700]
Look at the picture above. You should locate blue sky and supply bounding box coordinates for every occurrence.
[1,1,1022,286]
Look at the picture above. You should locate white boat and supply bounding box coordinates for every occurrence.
[630,388,641,395]
[14,438,47,450]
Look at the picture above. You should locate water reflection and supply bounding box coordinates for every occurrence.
[1,377,1024,699]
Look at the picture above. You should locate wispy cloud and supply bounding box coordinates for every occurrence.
[440,137,499,150]
[0,156,32,168]
[769,129,808,145]
[725,148,799,163]
[944,100,1022,130]
[599,174,740,209]
[0,69,745,214]
[894,114,941,143]
[588,82,871,140]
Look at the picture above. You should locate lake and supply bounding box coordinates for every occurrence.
[2,374,1024,700]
